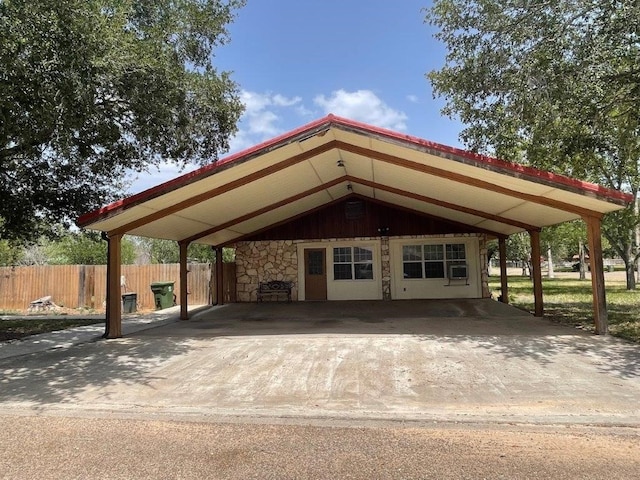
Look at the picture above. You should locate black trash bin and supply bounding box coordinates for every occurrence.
[122,292,137,313]
[150,281,175,310]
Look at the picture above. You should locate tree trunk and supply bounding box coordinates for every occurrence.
[547,246,554,278]
[579,241,586,281]
[624,243,637,290]
[635,197,640,283]
[626,262,636,290]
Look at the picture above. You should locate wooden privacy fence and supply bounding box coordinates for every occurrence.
[0,263,237,311]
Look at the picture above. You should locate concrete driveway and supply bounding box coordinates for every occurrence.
[1,299,639,426]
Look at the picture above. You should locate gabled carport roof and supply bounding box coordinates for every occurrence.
[78,115,632,244]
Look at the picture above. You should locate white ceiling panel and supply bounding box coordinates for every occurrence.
[373,190,488,229]
[371,161,526,215]
[498,203,577,228]
[305,150,345,183]
[472,220,524,236]
[79,116,630,245]
[88,205,157,232]
[128,216,214,241]
[230,191,336,235]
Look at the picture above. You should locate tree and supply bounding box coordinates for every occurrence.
[136,237,233,264]
[1,0,245,241]
[0,239,23,266]
[426,0,640,288]
[505,232,532,277]
[47,232,136,265]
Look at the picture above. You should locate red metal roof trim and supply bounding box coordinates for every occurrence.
[77,116,334,226]
[328,115,633,204]
[78,114,633,227]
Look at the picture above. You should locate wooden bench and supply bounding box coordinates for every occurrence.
[256,281,292,303]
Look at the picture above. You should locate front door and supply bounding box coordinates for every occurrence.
[304,248,327,300]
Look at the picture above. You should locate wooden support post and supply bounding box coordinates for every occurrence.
[105,233,122,338]
[529,230,544,317]
[216,246,224,305]
[179,241,189,320]
[499,237,509,304]
[584,215,608,334]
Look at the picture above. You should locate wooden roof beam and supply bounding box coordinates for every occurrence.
[180,177,347,244]
[337,142,604,219]
[107,140,340,236]
[347,176,537,231]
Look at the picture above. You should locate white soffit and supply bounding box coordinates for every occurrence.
[373,189,487,227]
[77,115,631,245]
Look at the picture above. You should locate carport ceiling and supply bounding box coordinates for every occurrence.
[78,115,632,245]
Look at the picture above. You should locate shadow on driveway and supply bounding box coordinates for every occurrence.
[0,336,192,405]
[154,300,640,380]
[1,299,638,425]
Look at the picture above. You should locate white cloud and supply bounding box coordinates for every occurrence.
[247,109,280,136]
[295,104,314,116]
[227,90,314,154]
[273,94,302,107]
[239,90,272,112]
[126,89,409,194]
[314,89,408,131]
[407,94,419,103]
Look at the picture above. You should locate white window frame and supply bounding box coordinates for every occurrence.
[332,245,374,281]
[401,242,467,280]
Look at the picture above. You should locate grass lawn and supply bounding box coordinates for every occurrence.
[0,316,103,342]
[490,275,640,343]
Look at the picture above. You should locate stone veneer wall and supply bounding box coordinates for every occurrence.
[380,236,391,300]
[234,240,298,302]
[478,234,490,298]
[234,233,490,302]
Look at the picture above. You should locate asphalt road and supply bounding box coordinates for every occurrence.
[1,415,639,480]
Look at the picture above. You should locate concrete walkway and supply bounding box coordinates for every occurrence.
[1,300,639,427]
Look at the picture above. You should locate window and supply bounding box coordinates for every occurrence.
[402,243,466,279]
[333,246,374,280]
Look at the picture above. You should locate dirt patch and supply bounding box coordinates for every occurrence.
[0,317,103,342]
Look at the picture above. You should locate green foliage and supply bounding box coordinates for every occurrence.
[505,232,531,272]
[541,221,586,262]
[137,237,233,264]
[486,239,499,262]
[426,0,640,287]
[488,275,640,343]
[0,239,23,266]
[0,0,245,241]
[46,232,136,265]
[142,238,181,264]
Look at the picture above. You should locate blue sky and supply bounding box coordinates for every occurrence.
[128,0,463,193]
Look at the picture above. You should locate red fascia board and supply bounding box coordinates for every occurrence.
[78,114,633,227]
[327,115,634,204]
[77,116,335,226]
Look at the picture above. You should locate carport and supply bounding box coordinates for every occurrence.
[77,115,632,338]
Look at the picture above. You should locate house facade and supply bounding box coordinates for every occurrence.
[233,198,490,302]
[77,114,632,337]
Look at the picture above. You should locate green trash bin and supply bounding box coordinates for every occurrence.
[150,281,176,310]
[122,292,137,313]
